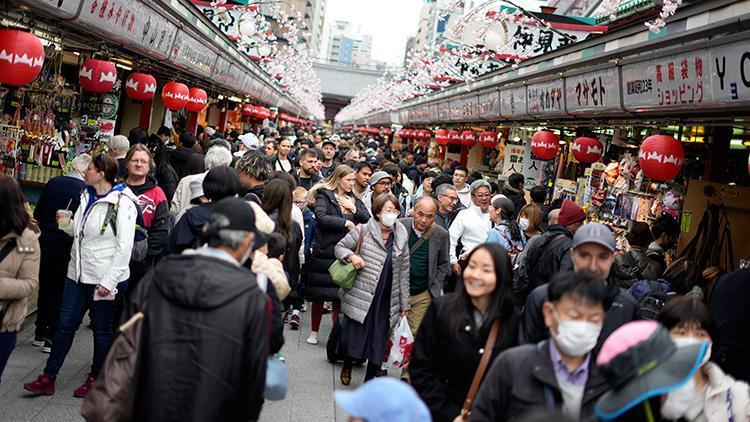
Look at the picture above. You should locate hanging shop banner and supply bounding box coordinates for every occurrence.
[478,91,501,121]
[522,138,546,187]
[454,95,480,122]
[565,67,623,115]
[502,144,526,176]
[169,30,218,78]
[710,40,750,108]
[499,86,529,119]
[16,0,81,20]
[621,50,712,111]
[448,99,462,122]
[398,109,410,125]
[428,103,439,123]
[225,65,243,91]
[527,79,566,116]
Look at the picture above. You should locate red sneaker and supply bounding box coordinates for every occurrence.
[24,374,55,396]
[73,375,95,398]
[290,313,300,330]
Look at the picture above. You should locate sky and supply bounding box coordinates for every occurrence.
[323,0,424,67]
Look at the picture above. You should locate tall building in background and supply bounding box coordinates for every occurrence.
[309,0,327,58]
[324,20,374,69]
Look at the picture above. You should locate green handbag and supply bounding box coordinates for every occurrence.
[329,225,365,289]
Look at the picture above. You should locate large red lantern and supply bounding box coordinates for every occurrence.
[0,30,44,86]
[405,129,415,139]
[448,130,461,145]
[572,137,603,164]
[435,129,449,146]
[479,131,498,148]
[161,81,189,110]
[79,59,117,93]
[242,103,254,116]
[124,72,156,101]
[531,130,559,160]
[460,130,477,147]
[186,88,208,112]
[638,135,684,182]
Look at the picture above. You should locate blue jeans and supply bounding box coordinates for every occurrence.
[44,279,127,379]
[0,331,18,382]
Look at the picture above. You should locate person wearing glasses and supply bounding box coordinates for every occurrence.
[361,171,394,214]
[433,182,461,230]
[449,180,493,277]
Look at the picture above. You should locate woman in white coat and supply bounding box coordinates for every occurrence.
[24,154,138,398]
[657,296,750,421]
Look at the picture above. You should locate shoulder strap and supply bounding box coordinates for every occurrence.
[462,319,501,415]
[354,225,365,255]
[409,223,436,254]
[0,238,18,264]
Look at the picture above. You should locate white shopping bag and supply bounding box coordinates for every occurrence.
[382,316,414,370]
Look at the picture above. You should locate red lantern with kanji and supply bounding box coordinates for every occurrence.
[124,72,156,101]
[448,130,461,145]
[572,137,603,164]
[479,131,497,148]
[405,129,416,139]
[435,129,449,146]
[638,135,684,182]
[186,88,208,112]
[161,81,189,110]
[242,104,254,116]
[0,29,44,86]
[79,59,117,93]
[460,130,477,147]
[531,130,559,160]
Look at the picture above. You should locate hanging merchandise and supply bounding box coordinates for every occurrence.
[124,73,157,101]
[479,131,497,149]
[186,88,208,112]
[448,130,461,145]
[572,137,603,164]
[460,130,477,147]
[531,130,559,160]
[79,59,117,94]
[0,30,45,87]
[161,81,190,110]
[435,129,449,146]
[638,135,684,182]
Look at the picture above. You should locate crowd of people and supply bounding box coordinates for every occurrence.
[0,123,748,422]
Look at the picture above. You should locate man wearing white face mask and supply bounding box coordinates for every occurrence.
[470,271,612,421]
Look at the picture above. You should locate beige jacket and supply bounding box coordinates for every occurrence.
[686,362,750,422]
[0,228,40,332]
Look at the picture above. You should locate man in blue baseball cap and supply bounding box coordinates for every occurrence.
[335,377,431,422]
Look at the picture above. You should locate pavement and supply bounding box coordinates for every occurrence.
[0,307,373,421]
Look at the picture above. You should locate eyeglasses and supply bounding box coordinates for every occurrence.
[293,200,307,207]
[129,159,149,165]
[473,193,491,199]
[440,195,459,202]
[375,181,392,187]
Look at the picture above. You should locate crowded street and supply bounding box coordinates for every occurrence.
[1,0,750,421]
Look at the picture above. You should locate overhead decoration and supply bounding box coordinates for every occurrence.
[0,29,44,86]
[448,130,461,145]
[531,130,559,160]
[161,81,190,110]
[124,73,157,101]
[638,135,684,182]
[186,88,208,112]
[460,130,477,147]
[79,59,117,94]
[417,129,431,141]
[435,129,450,146]
[572,137,604,164]
[479,131,498,149]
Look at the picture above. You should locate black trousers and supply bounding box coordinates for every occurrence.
[34,238,74,340]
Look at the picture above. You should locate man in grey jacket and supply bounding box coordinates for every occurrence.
[399,197,450,380]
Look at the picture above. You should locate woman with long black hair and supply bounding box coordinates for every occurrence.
[410,243,519,422]
[261,179,302,297]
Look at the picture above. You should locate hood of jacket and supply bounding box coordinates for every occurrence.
[171,146,194,163]
[456,183,471,194]
[185,203,214,232]
[502,184,524,197]
[127,175,159,195]
[152,253,256,310]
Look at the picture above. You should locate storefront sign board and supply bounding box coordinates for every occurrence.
[213,56,231,85]
[565,68,622,114]
[16,0,81,20]
[502,144,526,176]
[522,140,546,187]
[710,40,750,107]
[169,30,218,78]
[437,100,451,122]
[527,79,566,116]
[499,86,529,119]
[478,91,501,121]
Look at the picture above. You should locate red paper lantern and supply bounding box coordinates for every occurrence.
[242,104,254,116]
[448,130,461,145]
[572,137,603,164]
[405,129,415,139]
[638,135,684,182]
[186,88,208,112]
[124,72,156,101]
[460,130,477,147]
[79,59,117,93]
[479,131,497,149]
[0,29,44,86]
[531,130,559,160]
[435,129,449,146]
[161,81,189,110]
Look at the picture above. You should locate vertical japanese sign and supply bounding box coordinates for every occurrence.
[527,79,565,116]
[499,86,528,118]
[565,68,622,114]
[711,40,750,106]
[478,91,501,121]
[502,144,526,176]
[522,140,545,188]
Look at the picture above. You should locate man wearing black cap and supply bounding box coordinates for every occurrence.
[320,139,337,178]
[121,198,270,421]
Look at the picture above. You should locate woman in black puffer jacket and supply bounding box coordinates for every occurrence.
[304,165,369,345]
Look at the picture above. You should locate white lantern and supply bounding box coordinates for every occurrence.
[239,19,257,37]
[483,27,506,52]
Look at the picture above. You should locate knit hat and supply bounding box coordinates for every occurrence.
[558,200,586,227]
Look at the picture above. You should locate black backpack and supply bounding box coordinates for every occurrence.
[637,280,668,320]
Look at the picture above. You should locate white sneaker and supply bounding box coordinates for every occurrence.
[306,331,319,345]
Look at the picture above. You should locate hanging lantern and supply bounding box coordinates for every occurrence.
[406,129,416,139]
[0,29,44,86]
[186,88,208,112]
[420,129,432,141]
[531,130,559,160]
[479,131,498,148]
[124,72,157,101]
[161,81,189,110]
[460,130,477,147]
[638,135,684,182]
[572,137,604,164]
[435,129,449,146]
[397,129,407,139]
[448,130,461,145]
[242,103,254,116]
[79,59,117,93]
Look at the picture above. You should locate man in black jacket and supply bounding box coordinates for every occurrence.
[122,198,270,422]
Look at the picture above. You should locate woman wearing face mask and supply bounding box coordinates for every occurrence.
[485,196,526,258]
[517,204,544,239]
[335,193,410,386]
[657,296,750,421]
[411,243,519,422]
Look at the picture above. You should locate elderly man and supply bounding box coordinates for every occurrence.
[434,183,460,230]
[108,135,130,180]
[449,179,493,277]
[170,143,233,218]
